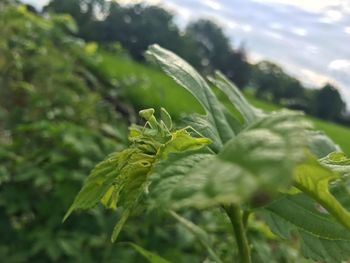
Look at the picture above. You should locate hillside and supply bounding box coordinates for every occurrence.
[99,51,350,155]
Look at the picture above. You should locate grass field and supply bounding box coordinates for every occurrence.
[246,94,350,155]
[99,51,350,155]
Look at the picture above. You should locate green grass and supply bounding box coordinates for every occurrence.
[99,51,350,155]
[99,51,202,115]
[245,93,350,155]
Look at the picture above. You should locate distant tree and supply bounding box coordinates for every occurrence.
[44,0,107,40]
[281,78,309,111]
[252,60,308,104]
[314,83,346,120]
[185,19,231,71]
[100,3,184,60]
[44,0,83,22]
[222,46,251,89]
[252,61,285,102]
[279,76,303,99]
[337,113,350,126]
[24,4,38,13]
[45,1,250,87]
[185,19,250,88]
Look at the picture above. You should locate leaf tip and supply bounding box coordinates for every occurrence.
[62,212,70,223]
[62,206,74,223]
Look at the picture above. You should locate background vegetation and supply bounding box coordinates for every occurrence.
[44,0,350,125]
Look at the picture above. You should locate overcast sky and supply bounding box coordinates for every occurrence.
[22,0,350,109]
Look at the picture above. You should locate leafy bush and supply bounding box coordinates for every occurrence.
[0,5,133,262]
[66,45,350,263]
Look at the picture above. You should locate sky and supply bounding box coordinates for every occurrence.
[22,0,350,109]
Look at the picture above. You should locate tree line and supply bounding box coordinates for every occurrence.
[40,0,349,125]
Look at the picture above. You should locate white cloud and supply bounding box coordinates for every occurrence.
[252,0,342,12]
[21,0,49,9]
[291,27,308,36]
[241,24,253,32]
[248,52,265,63]
[228,20,238,29]
[264,30,283,39]
[299,68,330,86]
[329,59,350,72]
[203,0,221,11]
[270,22,283,30]
[306,45,319,54]
[320,10,343,23]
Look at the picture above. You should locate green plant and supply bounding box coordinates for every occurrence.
[0,5,134,262]
[65,45,350,263]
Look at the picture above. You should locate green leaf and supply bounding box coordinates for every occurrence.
[151,110,313,210]
[148,152,212,210]
[122,242,171,263]
[209,71,261,125]
[319,152,350,177]
[170,211,223,263]
[169,156,258,209]
[260,194,350,263]
[293,156,350,230]
[63,151,131,221]
[330,183,350,213]
[306,130,340,158]
[64,148,155,241]
[64,108,211,241]
[146,44,234,150]
[219,110,312,192]
[111,209,131,242]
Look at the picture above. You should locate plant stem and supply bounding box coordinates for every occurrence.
[242,210,251,228]
[223,204,251,263]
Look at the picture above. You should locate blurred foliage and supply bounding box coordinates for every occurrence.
[252,61,305,104]
[0,4,133,262]
[251,61,347,122]
[44,0,251,89]
[314,83,346,121]
[43,0,349,125]
[186,19,251,89]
